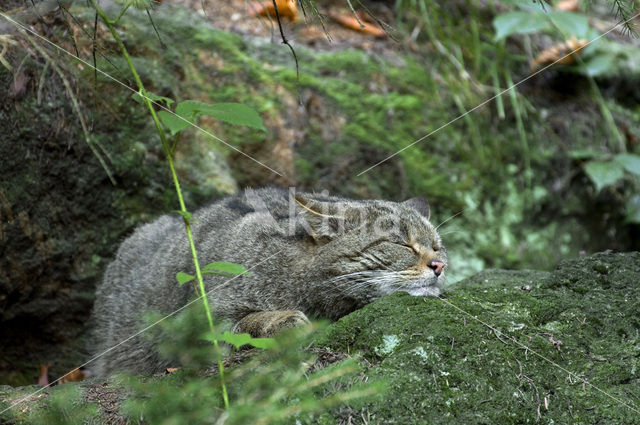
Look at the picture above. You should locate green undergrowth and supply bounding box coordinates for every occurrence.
[0,306,379,425]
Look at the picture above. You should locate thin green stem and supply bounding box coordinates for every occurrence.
[112,1,133,25]
[504,69,531,201]
[89,1,229,408]
[585,74,625,152]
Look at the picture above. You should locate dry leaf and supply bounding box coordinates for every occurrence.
[59,368,91,384]
[330,13,387,38]
[37,364,49,387]
[530,37,588,70]
[556,0,579,11]
[248,0,298,23]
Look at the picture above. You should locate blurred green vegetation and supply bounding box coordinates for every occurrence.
[0,306,380,425]
[67,0,639,282]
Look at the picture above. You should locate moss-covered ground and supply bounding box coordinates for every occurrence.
[311,251,640,424]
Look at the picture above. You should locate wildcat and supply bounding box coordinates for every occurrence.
[90,187,447,375]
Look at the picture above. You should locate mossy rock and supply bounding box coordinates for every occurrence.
[314,251,640,424]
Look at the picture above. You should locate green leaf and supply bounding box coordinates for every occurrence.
[176,272,195,286]
[203,261,248,275]
[626,195,640,223]
[576,53,616,77]
[248,337,276,349]
[202,331,275,350]
[212,331,253,349]
[158,110,192,135]
[175,101,266,131]
[132,90,174,107]
[493,11,550,40]
[568,149,605,160]
[584,160,624,192]
[615,153,640,175]
[548,11,589,38]
[174,210,193,222]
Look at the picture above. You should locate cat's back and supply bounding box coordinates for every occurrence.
[100,188,288,294]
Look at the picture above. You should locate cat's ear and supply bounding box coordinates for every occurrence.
[294,195,344,240]
[402,197,430,219]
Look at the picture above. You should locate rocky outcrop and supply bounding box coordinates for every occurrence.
[314,251,640,424]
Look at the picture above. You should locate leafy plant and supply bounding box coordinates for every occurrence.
[132,91,267,136]
[158,100,267,135]
[30,385,98,425]
[86,0,272,408]
[492,1,635,78]
[203,331,276,350]
[176,261,249,286]
[579,152,640,222]
[124,308,380,425]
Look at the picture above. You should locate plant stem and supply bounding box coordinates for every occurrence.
[112,1,133,25]
[89,1,229,408]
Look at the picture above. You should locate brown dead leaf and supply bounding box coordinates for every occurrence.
[330,13,387,38]
[556,0,579,11]
[530,37,588,71]
[37,364,49,386]
[59,368,91,384]
[248,0,298,23]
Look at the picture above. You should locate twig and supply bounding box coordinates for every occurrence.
[145,8,166,49]
[270,0,300,103]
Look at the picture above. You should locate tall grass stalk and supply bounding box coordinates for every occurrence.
[88,0,229,408]
[504,69,532,198]
[585,73,625,151]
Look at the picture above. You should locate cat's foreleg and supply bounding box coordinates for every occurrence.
[232,310,310,337]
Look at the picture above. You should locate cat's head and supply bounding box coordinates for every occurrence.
[295,194,447,311]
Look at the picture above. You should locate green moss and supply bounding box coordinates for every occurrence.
[314,252,640,424]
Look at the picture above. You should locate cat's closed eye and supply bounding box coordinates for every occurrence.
[403,244,418,254]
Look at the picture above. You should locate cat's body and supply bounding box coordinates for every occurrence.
[91,187,447,375]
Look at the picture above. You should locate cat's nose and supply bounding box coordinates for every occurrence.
[428,259,444,276]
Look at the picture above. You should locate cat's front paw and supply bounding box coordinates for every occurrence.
[232,310,310,338]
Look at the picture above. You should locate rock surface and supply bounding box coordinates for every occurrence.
[312,251,640,424]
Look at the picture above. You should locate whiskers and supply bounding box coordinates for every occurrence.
[320,270,405,298]
[319,268,434,301]
[435,209,465,231]
[439,230,464,237]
